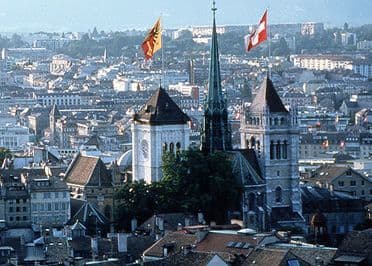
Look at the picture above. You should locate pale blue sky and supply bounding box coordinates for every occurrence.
[0,0,370,32]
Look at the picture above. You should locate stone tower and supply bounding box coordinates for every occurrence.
[49,104,62,144]
[132,88,190,183]
[240,77,302,217]
[201,2,231,154]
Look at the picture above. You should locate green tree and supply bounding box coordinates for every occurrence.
[114,149,241,231]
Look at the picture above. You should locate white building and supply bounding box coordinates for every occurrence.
[291,54,353,71]
[0,124,30,151]
[113,76,141,92]
[132,88,190,183]
[50,54,73,76]
[168,83,201,102]
[341,32,357,46]
[29,176,71,230]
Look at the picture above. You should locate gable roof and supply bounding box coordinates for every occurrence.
[68,200,110,226]
[133,87,190,126]
[250,77,288,113]
[307,165,368,183]
[65,154,112,187]
[143,231,197,258]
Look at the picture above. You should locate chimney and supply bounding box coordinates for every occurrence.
[185,217,191,227]
[157,216,164,231]
[196,230,208,243]
[117,233,128,253]
[197,212,204,224]
[182,245,192,255]
[163,247,168,257]
[91,237,98,256]
[131,217,137,232]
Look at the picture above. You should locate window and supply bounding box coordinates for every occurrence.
[55,203,59,211]
[47,203,52,211]
[23,216,27,221]
[361,180,365,185]
[350,180,356,186]
[270,141,274,160]
[275,187,282,203]
[162,143,167,152]
[43,192,51,199]
[169,143,174,153]
[8,207,13,212]
[16,217,20,221]
[55,192,59,198]
[361,190,365,195]
[338,181,344,187]
[277,171,280,176]
[16,207,20,212]
[63,192,67,198]
[22,207,26,212]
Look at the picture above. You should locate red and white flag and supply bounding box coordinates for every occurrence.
[246,10,268,51]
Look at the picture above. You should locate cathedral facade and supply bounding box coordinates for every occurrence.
[238,77,304,230]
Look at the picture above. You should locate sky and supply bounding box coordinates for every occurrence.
[0,0,371,32]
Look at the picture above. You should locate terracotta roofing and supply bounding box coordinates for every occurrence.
[133,87,190,125]
[195,231,262,256]
[65,154,112,187]
[336,229,372,265]
[250,77,288,113]
[143,231,197,258]
[285,246,337,266]
[242,248,290,266]
[307,165,367,183]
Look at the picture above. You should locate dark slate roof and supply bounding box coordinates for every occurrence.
[49,104,62,118]
[250,77,288,113]
[138,213,198,232]
[68,200,110,225]
[85,135,102,148]
[157,252,223,266]
[133,88,190,125]
[65,154,112,187]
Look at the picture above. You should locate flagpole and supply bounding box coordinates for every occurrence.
[160,15,165,89]
[267,7,272,79]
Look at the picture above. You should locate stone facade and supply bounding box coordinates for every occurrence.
[132,124,189,183]
[132,88,190,183]
[240,77,303,230]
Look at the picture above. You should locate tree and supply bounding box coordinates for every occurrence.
[114,149,241,231]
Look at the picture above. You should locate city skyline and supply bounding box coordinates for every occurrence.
[0,0,371,32]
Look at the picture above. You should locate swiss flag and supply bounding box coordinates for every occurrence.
[247,10,268,51]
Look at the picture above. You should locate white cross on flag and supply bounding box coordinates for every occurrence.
[247,10,268,51]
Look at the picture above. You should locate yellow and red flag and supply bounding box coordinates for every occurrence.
[142,18,162,60]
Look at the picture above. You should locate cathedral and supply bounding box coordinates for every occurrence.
[131,2,304,231]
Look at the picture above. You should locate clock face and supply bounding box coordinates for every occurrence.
[141,139,149,160]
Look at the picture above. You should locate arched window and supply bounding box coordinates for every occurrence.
[248,193,256,211]
[176,142,181,151]
[274,118,279,126]
[280,117,285,125]
[162,143,167,152]
[275,187,282,203]
[250,137,256,149]
[257,117,260,125]
[256,140,261,158]
[276,141,281,159]
[270,141,275,159]
[283,141,288,159]
[169,143,174,153]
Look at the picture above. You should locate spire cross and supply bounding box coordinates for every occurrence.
[212,1,217,14]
